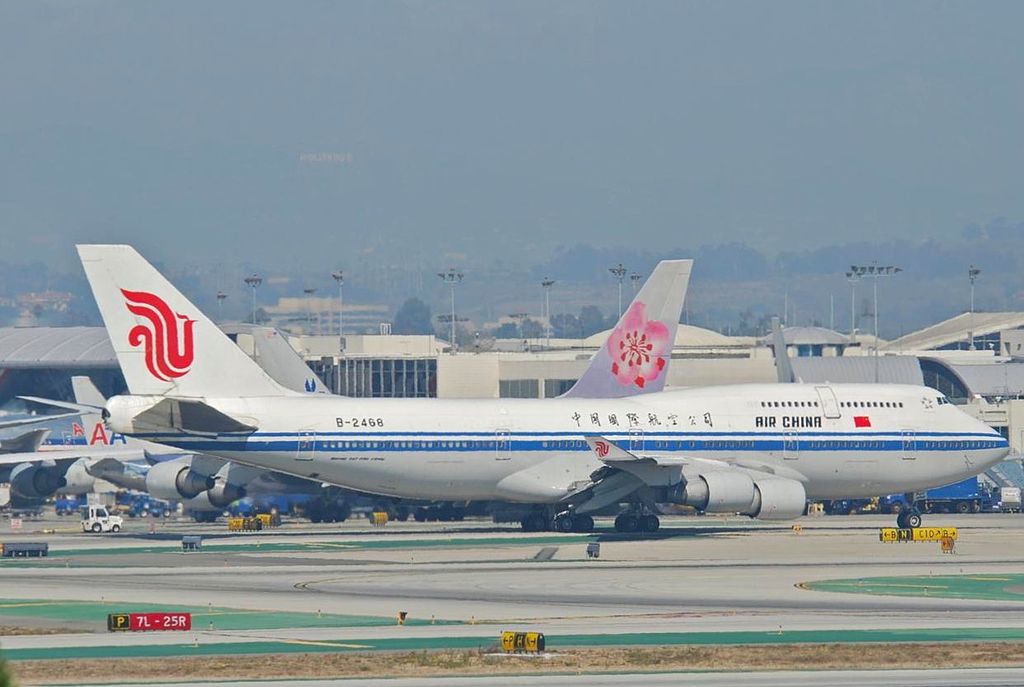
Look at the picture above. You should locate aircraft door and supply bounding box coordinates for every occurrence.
[296,432,316,461]
[815,386,841,419]
[783,431,799,460]
[628,428,645,452]
[495,430,511,461]
[901,430,917,461]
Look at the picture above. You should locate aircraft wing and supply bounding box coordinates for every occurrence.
[574,435,808,515]
[17,396,104,415]
[0,412,82,430]
[0,446,151,467]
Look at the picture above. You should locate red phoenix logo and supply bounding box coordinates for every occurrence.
[594,440,610,458]
[121,289,196,381]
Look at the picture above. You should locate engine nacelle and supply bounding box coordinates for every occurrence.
[206,480,246,508]
[10,462,67,498]
[749,476,807,520]
[145,460,215,500]
[667,471,806,520]
[668,471,755,513]
[59,460,96,495]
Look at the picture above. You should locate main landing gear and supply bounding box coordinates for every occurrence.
[896,509,922,529]
[519,510,595,533]
[614,510,660,534]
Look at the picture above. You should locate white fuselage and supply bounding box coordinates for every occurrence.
[125,383,1009,502]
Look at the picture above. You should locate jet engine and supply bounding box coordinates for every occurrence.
[59,459,97,495]
[206,479,246,508]
[145,459,215,500]
[667,471,806,520]
[10,462,67,498]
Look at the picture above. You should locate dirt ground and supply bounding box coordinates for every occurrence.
[7,642,1024,684]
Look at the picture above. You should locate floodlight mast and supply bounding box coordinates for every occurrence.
[332,270,345,353]
[850,263,902,382]
[968,265,981,350]
[541,278,555,348]
[609,264,627,317]
[243,274,263,324]
[437,268,464,354]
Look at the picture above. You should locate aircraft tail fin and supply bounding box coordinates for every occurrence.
[771,317,796,384]
[78,245,289,398]
[71,376,106,430]
[562,259,692,398]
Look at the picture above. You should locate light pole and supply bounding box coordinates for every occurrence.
[541,278,555,348]
[303,287,316,334]
[968,265,981,350]
[216,291,227,323]
[609,263,626,317]
[437,268,464,354]
[331,270,345,352]
[510,312,528,341]
[243,274,262,324]
[850,263,902,382]
[845,270,861,341]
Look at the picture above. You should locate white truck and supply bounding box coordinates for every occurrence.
[80,505,123,533]
[999,487,1022,513]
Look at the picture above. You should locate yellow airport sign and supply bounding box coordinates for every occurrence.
[879,527,958,543]
[501,630,546,653]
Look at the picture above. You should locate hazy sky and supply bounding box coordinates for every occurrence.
[2,1,1023,270]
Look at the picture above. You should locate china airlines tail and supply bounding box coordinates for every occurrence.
[561,259,692,398]
[78,245,287,398]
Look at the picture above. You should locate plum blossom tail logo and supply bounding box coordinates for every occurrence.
[606,301,670,390]
[121,289,196,381]
[594,440,610,458]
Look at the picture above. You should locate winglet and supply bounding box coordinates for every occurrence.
[771,317,795,384]
[584,435,639,462]
[562,259,692,398]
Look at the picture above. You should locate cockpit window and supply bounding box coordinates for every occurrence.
[936,396,951,406]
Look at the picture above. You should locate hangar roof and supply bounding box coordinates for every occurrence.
[0,327,116,369]
[583,324,745,349]
[762,326,849,346]
[790,356,924,385]
[886,312,1024,352]
[923,357,1024,398]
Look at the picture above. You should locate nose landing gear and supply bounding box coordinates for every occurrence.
[896,509,922,529]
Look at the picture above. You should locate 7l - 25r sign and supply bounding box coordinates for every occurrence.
[108,612,191,632]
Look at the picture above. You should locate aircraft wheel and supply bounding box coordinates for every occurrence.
[554,514,575,533]
[521,513,548,532]
[572,514,594,533]
[639,514,660,533]
[906,511,922,528]
[614,514,638,533]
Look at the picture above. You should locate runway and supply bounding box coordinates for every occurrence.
[71,668,1024,687]
[2,512,1024,681]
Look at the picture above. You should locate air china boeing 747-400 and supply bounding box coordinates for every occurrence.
[79,245,1009,533]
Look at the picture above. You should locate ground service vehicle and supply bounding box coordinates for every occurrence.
[81,505,123,533]
[880,477,996,515]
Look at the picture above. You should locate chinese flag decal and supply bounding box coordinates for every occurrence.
[853,416,871,428]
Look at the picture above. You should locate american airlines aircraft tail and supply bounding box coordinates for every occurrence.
[562,259,692,398]
[79,245,287,399]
